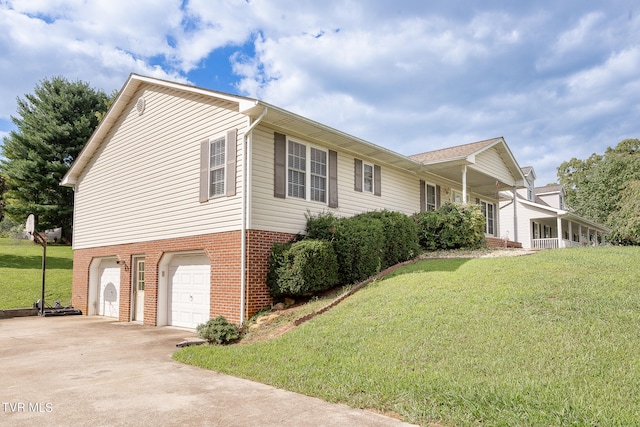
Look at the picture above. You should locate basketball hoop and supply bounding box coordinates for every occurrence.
[25,214,35,241]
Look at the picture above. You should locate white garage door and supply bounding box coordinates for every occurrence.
[98,260,120,318]
[168,254,211,329]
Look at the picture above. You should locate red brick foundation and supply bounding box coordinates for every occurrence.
[486,237,522,248]
[245,230,296,316]
[72,229,295,326]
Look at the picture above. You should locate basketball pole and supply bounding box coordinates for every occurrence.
[32,231,47,316]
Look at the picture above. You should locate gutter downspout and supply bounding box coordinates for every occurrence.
[240,106,267,325]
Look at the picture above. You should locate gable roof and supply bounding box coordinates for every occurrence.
[61,74,425,186]
[409,138,501,163]
[409,137,526,191]
[535,184,564,194]
[62,74,525,197]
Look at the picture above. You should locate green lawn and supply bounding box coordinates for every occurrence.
[175,247,640,427]
[0,238,73,309]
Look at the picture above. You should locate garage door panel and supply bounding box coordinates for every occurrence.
[98,260,120,318]
[168,255,211,329]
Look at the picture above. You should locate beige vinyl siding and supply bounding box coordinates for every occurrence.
[499,200,559,249]
[249,125,421,235]
[538,194,561,209]
[72,85,247,249]
[474,149,518,186]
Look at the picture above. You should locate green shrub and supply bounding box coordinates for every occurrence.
[276,239,338,296]
[413,203,486,250]
[332,215,384,284]
[266,241,294,297]
[196,316,241,345]
[361,210,419,268]
[305,210,339,241]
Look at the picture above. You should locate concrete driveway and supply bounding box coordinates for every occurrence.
[0,316,416,427]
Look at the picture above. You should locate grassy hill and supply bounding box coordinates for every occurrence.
[0,238,73,309]
[175,247,640,427]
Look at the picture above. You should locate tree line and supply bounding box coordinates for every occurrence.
[557,139,640,245]
[0,77,638,245]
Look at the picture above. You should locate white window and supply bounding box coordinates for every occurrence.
[363,163,374,193]
[287,139,327,203]
[480,200,495,235]
[426,184,436,211]
[310,148,327,203]
[209,137,225,197]
[452,190,466,204]
[288,140,306,199]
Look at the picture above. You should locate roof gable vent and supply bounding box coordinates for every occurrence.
[136,97,146,115]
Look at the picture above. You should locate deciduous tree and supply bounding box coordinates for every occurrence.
[557,138,640,244]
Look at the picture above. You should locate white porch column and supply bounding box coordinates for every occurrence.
[579,224,583,244]
[462,165,467,205]
[569,221,573,244]
[513,186,518,242]
[557,216,564,248]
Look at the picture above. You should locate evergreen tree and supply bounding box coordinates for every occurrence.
[0,76,109,242]
[0,174,6,221]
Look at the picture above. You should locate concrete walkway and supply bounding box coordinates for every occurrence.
[0,316,417,427]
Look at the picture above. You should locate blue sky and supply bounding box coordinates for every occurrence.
[1,0,639,186]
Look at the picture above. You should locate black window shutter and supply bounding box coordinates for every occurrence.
[226,129,237,197]
[354,158,362,192]
[476,197,480,205]
[374,165,381,196]
[274,132,286,198]
[419,180,426,212]
[328,150,338,208]
[436,185,441,208]
[199,139,209,203]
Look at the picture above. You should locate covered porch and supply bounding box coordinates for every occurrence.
[531,215,610,249]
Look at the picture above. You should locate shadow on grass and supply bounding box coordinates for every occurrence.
[0,254,73,269]
[382,257,470,280]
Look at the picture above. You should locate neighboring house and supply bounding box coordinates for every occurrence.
[499,166,610,249]
[61,74,525,328]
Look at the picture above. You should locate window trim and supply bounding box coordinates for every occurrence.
[208,135,226,198]
[425,183,437,211]
[199,129,237,203]
[363,162,374,193]
[420,180,440,212]
[452,189,468,204]
[354,158,381,196]
[286,137,328,204]
[479,198,496,236]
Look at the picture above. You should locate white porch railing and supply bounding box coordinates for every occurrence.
[532,238,559,249]
[532,238,596,249]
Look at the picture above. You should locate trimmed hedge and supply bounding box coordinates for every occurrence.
[304,210,338,241]
[304,210,420,285]
[360,210,419,268]
[265,241,294,297]
[270,239,338,297]
[413,202,486,250]
[332,214,385,285]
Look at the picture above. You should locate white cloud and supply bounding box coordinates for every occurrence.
[0,1,189,121]
[1,0,639,189]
